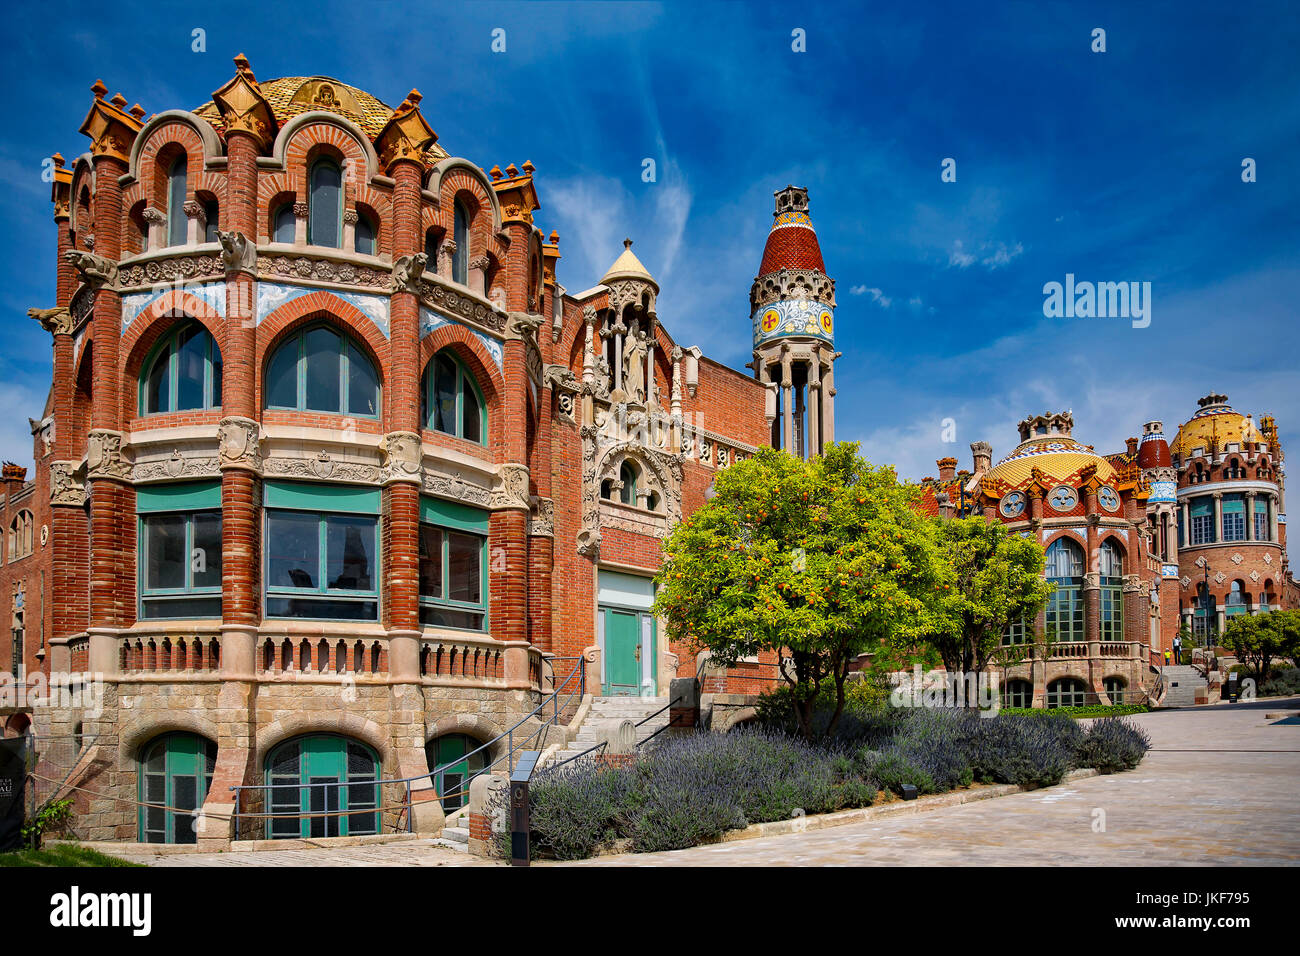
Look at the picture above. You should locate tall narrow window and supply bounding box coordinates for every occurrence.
[1098,539,1124,641]
[422,350,484,443]
[140,322,222,415]
[1044,537,1084,643]
[167,155,188,247]
[1189,497,1214,545]
[619,461,639,505]
[418,498,488,631]
[308,159,342,248]
[1221,494,1245,542]
[355,213,376,255]
[203,199,219,243]
[138,483,223,620]
[1254,498,1270,541]
[264,324,379,418]
[452,200,469,284]
[273,203,296,243]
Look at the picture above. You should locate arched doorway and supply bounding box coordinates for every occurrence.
[264,735,379,839]
[426,734,489,813]
[139,733,216,844]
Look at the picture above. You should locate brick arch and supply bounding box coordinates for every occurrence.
[439,170,496,262]
[119,291,228,422]
[132,119,207,211]
[282,119,373,199]
[1096,530,1129,572]
[1042,529,1086,561]
[257,299,390,422]
[424,713,508,765]
[418,323,505,412]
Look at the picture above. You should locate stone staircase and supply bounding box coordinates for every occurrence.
[548,696,671,765]
[1161,665,1208,707]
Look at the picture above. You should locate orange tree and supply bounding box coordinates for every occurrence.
[653,442,946,739]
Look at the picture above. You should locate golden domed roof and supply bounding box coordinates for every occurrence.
[194,76,448,160]
[981,411,1117,489]
[600,239,657,288]
[1170,394,1265,458]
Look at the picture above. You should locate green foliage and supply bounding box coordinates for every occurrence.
[21,798,73,850]
[654,442,946,738]
[1073,717,1152,773]
[999,703,1150,718]
[0,843,141,868]
[916,516,1052,681]
[1222,609,1300,679]
[1260,667,1300,697]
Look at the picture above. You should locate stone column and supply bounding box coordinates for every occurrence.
[1180,499,1189,548]
[822,354,837,445]
[1244,490,1255,540]
[1212,492,1223,543]
[807,355,821,455]
[1270,494,1279,542]
[644,314,657,407]
[293,201,308,245]
[184,199,207,245]
[780,351,794,454]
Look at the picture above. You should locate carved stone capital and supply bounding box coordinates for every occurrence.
[468,255,491,271]
[381,431,422,484]
[1122,574,1146,594]
[28,307,74,336]
[1083,571,1101,591]
[491,463,531,511]
[86,430,132,481]
[583,305,598,326]
[293,202,309,218]
[63,250,117,288]
[142,206,166,225]
[527,496,554,537]
[49,461,86,506]
[217,416,262,471]
[343,209,359,225]
[183,199,205,221]
[217,230,257,276]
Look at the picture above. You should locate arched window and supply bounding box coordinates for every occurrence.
[1098,539,1124,641]
[1225,580,1248,618]
[424,228,440,263]
[1103,676,1127,704]
[354,212,376,255]
[1000,678,1033,709]
[141,322,222,415]
[422,349,484,443]
[139,733,216,844]
[619,461,639,505]
[264,735,378,839]
[308,158,342,248]
[426,734,489,812]
[203,199,219,243]
[10,583,24,679]
[452,200,469,284]
[167,154,187,247]
[1046,677,1087,709]
[273,203,296,243]
[7,511,33,561]
[265,324,379,418]
[1045,537,1084,643]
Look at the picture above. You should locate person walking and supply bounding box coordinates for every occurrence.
[1172,634,1182,665]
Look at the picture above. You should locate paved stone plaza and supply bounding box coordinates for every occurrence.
[101,699,1299,867]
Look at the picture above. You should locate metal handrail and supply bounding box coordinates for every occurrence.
[541,739,609,773]
[229,653,587,835]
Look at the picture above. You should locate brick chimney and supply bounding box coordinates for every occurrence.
[970,441,992,473]
[2,461,26,499]
[936,491,954,519]
[937,457,957,482]
[1125,437,1139,456]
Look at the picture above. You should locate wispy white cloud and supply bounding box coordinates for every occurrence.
[948,239,975,269]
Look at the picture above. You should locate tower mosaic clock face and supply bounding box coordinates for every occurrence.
[1000,491,1026,517]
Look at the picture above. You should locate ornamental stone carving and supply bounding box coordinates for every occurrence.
[1083,571,1101,590]
[217,417,262,471]
[259,255,389,288]
[491,463,531,511]
[133,452,221,483]
[392,253,428,294]
[415,273,507,334]
[423,470,493,509]
[381,431,422,484]
[86,430,132,481]
[118,254,224,288]
[217,230,257,275]
[262,454,382,484]
[64,250,118,288]
[527,496,555,537]
[1122,574,1145,593]
[28,307,74,336]
[49,461,85,506]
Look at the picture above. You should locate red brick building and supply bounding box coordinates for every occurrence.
[13,60,800,845]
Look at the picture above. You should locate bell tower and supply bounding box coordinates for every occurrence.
[749,186,837,458]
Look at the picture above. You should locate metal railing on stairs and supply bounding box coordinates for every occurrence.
[228,655,587,839]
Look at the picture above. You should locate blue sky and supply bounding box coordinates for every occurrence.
[2,0,1297,502]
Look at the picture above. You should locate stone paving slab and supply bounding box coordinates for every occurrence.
[94,698,1299,867]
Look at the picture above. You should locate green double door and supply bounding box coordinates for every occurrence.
[601,607,655,696]
[427,734,488,813]
[267,735,379,839]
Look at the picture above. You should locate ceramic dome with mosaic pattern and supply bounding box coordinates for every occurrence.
[982,411,1119,490]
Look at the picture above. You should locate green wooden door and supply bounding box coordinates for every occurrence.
[603,607,641,696]
[267,736,378,839]
[139,734,215,844]
[428,734,488,812]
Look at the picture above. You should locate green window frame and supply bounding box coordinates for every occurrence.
[138,481,223,620]
[1001,616,1030,646]
[265,735,378,840]
[417,496,488,631]
[1103,676,1126,704]
[1254,498,1270,541]
[308,158,343,248]
[1045,538,1085,643]
[139,733,216,844]
[140,321,223,415]
[452,199,469,284]
[422,349,485,443]
[355,211,376,255]
[264,323,380,419]
[1190,497,1214,545]
[263,481,380,622]
[1221,494,1245,542]
[1046,678,1087,709]
[272,202,295,243]
[426,734,489,812]
[1000,679,1033,708]
[1098,540,1124,641]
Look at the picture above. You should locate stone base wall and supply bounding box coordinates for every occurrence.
[32,678,546,846]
